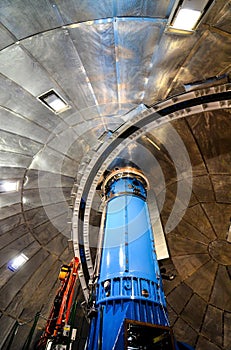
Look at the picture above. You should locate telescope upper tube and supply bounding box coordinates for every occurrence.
[98,167,165,294]
[102,167,149,201]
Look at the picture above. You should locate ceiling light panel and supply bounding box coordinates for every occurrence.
[172,8,201,31]
[167,0,215,33]
[38,89,70,114]
[0,180,19,193]
[8,253,29,272]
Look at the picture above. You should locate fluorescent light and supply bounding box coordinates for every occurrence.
[227,222,231,243]
[0,180,19,193]
[8,253,29,272]
[172,8,201,31]
[38,89,70,114]
[146,137,160,151]
[143,136,160,151]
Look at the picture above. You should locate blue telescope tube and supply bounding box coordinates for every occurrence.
[86,168,169,349]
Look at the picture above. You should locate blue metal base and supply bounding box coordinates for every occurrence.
[87,300,169,350]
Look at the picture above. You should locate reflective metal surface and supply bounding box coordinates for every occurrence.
[0,1,230,349]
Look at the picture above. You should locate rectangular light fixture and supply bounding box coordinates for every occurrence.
[0,180,19,193]
[8,253,29,272]
[38,89,70,114]
[167,0,215,33]
[172,8,201,31]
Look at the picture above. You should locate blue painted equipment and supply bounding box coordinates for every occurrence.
[86,166,194,350]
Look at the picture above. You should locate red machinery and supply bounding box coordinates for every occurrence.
[36,257,80,349]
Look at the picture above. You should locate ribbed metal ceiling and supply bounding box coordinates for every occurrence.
[0,1,230,349]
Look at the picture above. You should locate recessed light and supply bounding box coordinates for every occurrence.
[37,89,70,114]
[8,253,29,272]
[172,8,201,31]
[0,180,19,193]
[167,0,215,34]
